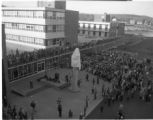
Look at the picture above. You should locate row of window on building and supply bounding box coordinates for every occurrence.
[79,23,109,30]
[6,34,44,45]
[8,54,71,82]
[6,34,64,46]
[79,30,108,37]
[3,10,65,20]
[4,22,64,32]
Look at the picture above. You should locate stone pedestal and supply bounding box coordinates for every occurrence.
[70,67,80,92]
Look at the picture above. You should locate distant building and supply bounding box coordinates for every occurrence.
[78,21,110,38]
[78,20,125,38]
[112,17,117,22]
[136,20,143,25]
[79,13,111,22]
[130,19,135,25]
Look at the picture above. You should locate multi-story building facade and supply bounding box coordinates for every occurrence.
[78,21,110,38]
[2,0,78,49]
[2,7,65,49]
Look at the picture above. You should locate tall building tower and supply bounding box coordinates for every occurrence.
[104,13,111,22]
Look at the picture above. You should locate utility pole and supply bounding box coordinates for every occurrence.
[2,24,10,105]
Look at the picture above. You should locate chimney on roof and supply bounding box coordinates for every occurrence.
[55,0,66,9]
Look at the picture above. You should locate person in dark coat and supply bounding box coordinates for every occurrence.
[79,112,83,119]
[68,109,73,118]
[86,74,89,81]
[30,100,36,112]
[100,106,104,113]
[93,78,95,86]
[58,104,62,117]
[30,80,33,89]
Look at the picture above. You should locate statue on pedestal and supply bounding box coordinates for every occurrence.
[70,48,81,92]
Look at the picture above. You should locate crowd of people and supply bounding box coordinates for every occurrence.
[81,49,153,118]
[4,34,153,119]
[7,38,116,67]
[3,97,37,120]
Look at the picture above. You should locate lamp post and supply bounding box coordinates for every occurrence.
[2,24,10,105]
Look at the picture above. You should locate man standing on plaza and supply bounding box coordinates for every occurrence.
[86,74,89,81]
[85,96,89,108]
[30,97,36,112]
[58,103,62,117]
[57,97,62,117]
[30,80,33,89]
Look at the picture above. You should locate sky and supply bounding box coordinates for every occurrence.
[66,1,153,18]
[2,0,153,18]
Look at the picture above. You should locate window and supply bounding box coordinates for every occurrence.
[47,26,53,32]
[61,25,64,31]
[18,24,26,30]
[3,10,17,17]
[12,35,19,41]
[27,37,34,43]
[26,25,34,31]
[18,11,27,17]
[56,25,61,32]
[93,31,96,36]
[96,24,100,29]
[99,32,101,36]
[90,24,94,28]
[47,11,53,19]
[34,11,44,18]
[11,11,18,16]
[20,36,26,42]
[105,25,108,31]
[102,25,105,29]
[52,12,56,19]
[105,32,107,37]
[6,34,13,40]
[34,25,44,32]
[82,30,85,34]
[53,25,56,32]
[52,39,57,45]
[56,12,65,20]
[6,34,19,41]
[79,23,83,28]
[26,11,33,17]
[56,25,64,32]
[85,24,88,28]
[35,38,44,45]
[5,23,12,28]
[12,23,18,29]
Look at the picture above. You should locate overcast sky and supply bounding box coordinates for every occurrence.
[66,1,153,18]
[2,0,153,18]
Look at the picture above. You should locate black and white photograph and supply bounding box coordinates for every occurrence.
[1,0,153,119]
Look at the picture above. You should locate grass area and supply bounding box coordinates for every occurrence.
[117,36,153,60]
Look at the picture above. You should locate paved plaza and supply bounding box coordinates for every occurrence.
[9,68,112,119]
[87,92,153,119]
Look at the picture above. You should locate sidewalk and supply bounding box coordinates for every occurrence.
[9,68,112,119]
